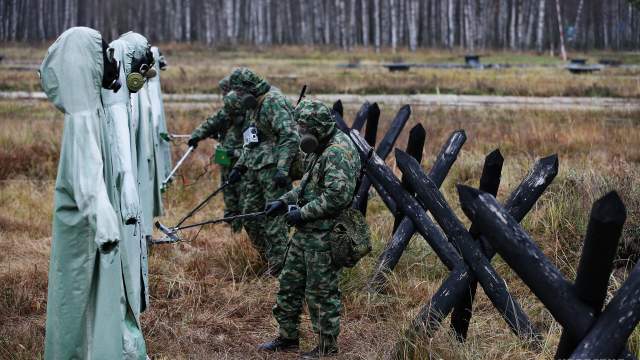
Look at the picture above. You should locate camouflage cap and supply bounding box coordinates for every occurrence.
[294,98,336,139]
[218,76,230,94]
[228,67,270,96]
[223,90,243,116]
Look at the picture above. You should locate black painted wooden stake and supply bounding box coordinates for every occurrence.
[367,130,466,293]
[570,262,640,359]
[349,130,462,270]
[458,186,635,359]
[556,191,627,358]
[332,99,344,117]
[352,105,411,215]
[393,124,426,232]
[396,150,542,347]
[407,154,557,344]
[352,101,379,132]
[450,149,503,342]
[332,107,350,133]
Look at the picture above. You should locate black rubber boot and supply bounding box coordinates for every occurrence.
[300,336,338,359]
[257,336,299,352]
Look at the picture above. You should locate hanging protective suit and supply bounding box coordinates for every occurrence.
[124,33,158,242]
[42,27,145,360]
[147,46,172,208]
[101,31,154,325]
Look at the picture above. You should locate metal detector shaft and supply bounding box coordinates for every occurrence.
[163,146,194,186]
[175,211,266,231]
[174,181,230,228]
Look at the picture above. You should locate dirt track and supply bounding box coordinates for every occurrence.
[2,91,639,111]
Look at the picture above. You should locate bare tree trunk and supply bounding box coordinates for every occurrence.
[448,0,455,47]
[574,0,584,46]
[349,0,356,49]
[408,0,418,51]
[374,0,381,51]
[555,0,567,60]
[362,0,370,47]
[536,0,546,51]
[390,0,397,52]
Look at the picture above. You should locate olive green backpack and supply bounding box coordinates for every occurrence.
[329,207,372,269]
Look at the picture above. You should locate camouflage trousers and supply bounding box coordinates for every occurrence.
[241,164,290,268]
[273,231,342,340]
[220,165,243,233]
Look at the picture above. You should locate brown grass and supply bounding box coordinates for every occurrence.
[0,82,639,358]
[1,44,640,97]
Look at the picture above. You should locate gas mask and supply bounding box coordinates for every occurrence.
[158,50,168,70]
[239,92,258,110]
[127,48,156,93]
[298,126,319,154]
[101,39,121,92]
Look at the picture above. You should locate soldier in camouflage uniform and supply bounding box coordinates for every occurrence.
[188,77,246,232]
[226,68,299,274]
[258,99,361,358]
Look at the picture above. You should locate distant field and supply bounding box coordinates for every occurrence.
[1,96,639,358]
[1,43,640,97]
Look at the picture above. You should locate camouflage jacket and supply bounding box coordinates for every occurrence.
[236,89,299,172]
[280,130,361,232]
[191,108,246,161]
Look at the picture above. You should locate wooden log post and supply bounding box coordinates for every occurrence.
[332,99,344,117]
[352,101,380,132]
[396,149,542,347]
[353,105,411,215]
[458,187,636,359]
[570,263,640,359]
[450,149,504,341]
[332,108,350,134]
[367,130,466,293]
[406,154,557,343]
[393,124,427,232]
[350,130,462,270]
[556,191,627,358]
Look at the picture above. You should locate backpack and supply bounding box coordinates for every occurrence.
[329,207,372,269]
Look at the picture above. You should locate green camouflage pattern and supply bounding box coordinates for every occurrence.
[293,98,336,142]
[280,102,361,243]
[241,164,290,267]
[228,67,270,96]
[190,91,247,227]
[235,88,299,173]
[272,99,360,343]
[273,241,341,339]
[218,76,231,94]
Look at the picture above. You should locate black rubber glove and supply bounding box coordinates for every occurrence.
[187,137,200,149]
[264,200,287,217]
[227,165,247,184]
[272,170,289,188]
[285,208,304,226]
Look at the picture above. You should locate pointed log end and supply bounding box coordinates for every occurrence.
[453,129,468,143]
[539,154,559,177]
[400,104,412,115]
[409,123,427,138]
[485,149,504,166]
[457,184,482,220]
[592,191,627,226]
[370,102,381,117]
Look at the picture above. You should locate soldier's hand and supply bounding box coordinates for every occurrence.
[285,208,304,226]
[187,137,200,149]
[227,165,247,184]
[265,200,287,217]
[272,170,289,188]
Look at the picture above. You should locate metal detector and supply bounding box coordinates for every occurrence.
[160,133,191,142]
[162,146,195,187]
[153,211,266,244]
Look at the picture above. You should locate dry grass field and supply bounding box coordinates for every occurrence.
[1,45,640,359]
[1,43,640,97]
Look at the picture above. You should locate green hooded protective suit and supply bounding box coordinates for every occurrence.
[148,46,172,190]
[42,27,145,360]
[125,33,160,241]
[101,32,153,323]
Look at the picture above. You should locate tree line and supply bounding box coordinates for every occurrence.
[2,0,639,52]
